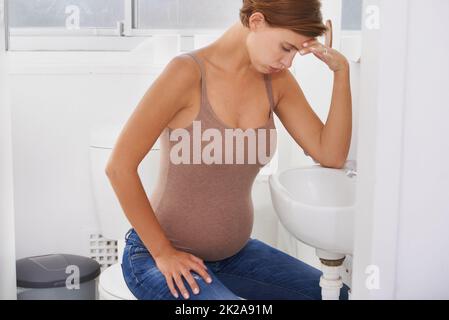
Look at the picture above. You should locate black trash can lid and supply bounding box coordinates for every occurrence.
[16,254,101,288]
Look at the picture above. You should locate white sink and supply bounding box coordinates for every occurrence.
[269,165,356,256]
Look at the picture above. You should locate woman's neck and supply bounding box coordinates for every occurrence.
[205,22,255,76]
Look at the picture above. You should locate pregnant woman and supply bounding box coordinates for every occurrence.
[106,0,352,300]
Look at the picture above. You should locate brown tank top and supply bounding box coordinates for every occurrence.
[148,50,278,261]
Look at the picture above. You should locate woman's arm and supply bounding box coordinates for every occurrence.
[273,39,352,168]
[105,55,200,258]
[320,63,352,168]
[301,40,352,168]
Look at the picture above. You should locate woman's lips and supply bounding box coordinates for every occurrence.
[269,66,282,73]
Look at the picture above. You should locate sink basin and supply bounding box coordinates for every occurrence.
[269,165,356,255]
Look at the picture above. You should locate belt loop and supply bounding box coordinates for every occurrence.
[125,228,133,241]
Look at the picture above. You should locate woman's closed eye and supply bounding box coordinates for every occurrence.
[281,46,291,52]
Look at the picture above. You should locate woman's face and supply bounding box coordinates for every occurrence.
[245,13,314,74]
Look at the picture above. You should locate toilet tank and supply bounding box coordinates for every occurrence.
[89,124,161,241]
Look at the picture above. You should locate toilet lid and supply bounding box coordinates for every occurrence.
[99,263,137,300]
[90,124,160,150]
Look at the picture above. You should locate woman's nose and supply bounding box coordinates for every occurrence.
[280,53,295,69]
[280,59,292,69]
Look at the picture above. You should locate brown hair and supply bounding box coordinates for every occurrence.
[240,0,328,38]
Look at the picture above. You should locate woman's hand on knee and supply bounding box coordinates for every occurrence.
[154,247,213,299]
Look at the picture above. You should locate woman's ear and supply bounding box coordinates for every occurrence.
[325,19,333,48]
[248,12,267,31]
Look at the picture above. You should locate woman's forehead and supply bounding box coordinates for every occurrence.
[277,29,314,46]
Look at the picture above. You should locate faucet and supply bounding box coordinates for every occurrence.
[343,160,357,178]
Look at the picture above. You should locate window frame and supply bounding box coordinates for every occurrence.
[7,0,232,51]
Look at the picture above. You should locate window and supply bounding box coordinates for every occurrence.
[342,0,363,31]
[134,0,241,30]
[7,0,242,50]
[340,0,363,63]
[9,0,124,31]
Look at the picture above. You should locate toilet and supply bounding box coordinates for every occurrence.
[89,124,161,300]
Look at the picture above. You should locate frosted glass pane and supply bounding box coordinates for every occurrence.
[9,0,124,28]
[342,0,362,30]
[136,0,241,29]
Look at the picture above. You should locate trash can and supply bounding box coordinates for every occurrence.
[16,254,101,300]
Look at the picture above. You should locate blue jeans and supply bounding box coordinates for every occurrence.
[121,228,350,300]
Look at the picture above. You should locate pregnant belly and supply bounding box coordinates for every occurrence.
[155,203,254,261]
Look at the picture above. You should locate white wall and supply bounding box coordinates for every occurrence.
[0,0,17,300]
[395,0,449,299]
[8,52,164,259]
[352,0,449,299]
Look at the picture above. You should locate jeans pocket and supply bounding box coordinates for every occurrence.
[128,245,159,279]
[130,245,152,261]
